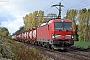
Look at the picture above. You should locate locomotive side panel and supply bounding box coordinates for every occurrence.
[37,25,50,40]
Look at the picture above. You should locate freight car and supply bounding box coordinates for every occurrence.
[12,18,74,50]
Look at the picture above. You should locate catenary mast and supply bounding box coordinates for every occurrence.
[52,2,64,19]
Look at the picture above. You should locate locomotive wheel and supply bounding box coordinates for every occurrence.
[46,43,50,49]
[37,41,40,46]
[39,42,43,47]
[34,41,37,45]
[42,43,46,48]
[22,40,25,43]
[43,42,49,48]
[41,43,43,47]
[28,41,31,44]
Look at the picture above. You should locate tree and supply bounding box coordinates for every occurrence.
[65,9,90,42]
[0,27,9,36]
[37,10,44,26]
[23,14,29,30]
[32,11,38,27]
[65,9,78,41]
[78,8,89,42]
[23,10,44,30]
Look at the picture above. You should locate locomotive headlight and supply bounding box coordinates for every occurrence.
[52,34,62,38]
[61,19,64,22]
[71,35,74,39]
[52,34,55,38]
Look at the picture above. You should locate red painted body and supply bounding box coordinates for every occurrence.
[37,24,50,40]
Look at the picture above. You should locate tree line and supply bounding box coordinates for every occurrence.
[65,8,90,42]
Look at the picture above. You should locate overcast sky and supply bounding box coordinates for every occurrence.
[0,0,90,34]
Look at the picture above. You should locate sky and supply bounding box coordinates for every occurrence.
[0,0,90,35]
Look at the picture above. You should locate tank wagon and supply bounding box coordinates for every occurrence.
[12,18,74,50]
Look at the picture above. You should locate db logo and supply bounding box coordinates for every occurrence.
[62,36,64,38]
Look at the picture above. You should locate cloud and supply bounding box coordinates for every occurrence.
[1,16,24,34]
[0,0,28,34]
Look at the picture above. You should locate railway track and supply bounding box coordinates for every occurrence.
[67,46,90,60]
[67,51,90,60]
[24,42,90,60]
[70,46,90,52]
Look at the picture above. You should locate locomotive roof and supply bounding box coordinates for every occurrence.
[40,18,72,27]
[48,18,72,23]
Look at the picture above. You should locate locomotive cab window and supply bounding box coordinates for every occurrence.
[54,22,72,30]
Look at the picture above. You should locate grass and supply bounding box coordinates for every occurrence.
[74,41,90,48]
[0,36,43,60]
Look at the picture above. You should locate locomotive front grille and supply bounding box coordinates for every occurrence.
[55,35,62,39]
[65,35,71,39]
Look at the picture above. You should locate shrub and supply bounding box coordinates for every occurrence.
[0,40,15,59]
[12,43,43,60]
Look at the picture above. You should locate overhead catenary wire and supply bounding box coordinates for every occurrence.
[43,0,64,14]
[64,0,86,11]
[78,2,90,10]
[43,0,55,11]
[68,0,86,9]
[44,7,53,13]
[43,0,90,18]
[63,0,90,17]
[44,0,87,18]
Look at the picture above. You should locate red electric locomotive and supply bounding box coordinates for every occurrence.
[36,18,74,50]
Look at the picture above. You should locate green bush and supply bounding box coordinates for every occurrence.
[79,35,84,42]
[74,35,77,41]
[0,40,15,59]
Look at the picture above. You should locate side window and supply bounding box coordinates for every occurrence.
[48,25,50,30]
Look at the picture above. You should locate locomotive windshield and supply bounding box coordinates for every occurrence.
[54,22,72,30]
